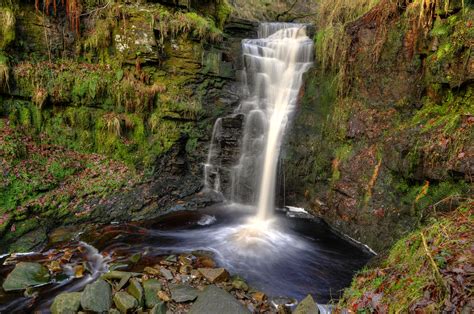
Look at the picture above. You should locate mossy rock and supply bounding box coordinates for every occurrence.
[50,292,82,314]
[81,279,112,312]
[126,278,144,307]
[2,262,50,291]
[0,6,15,49]
[143,278,162,308]
[114,8,158,63]
[113,291,138,313]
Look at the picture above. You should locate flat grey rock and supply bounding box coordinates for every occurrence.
[188,285,249,314]
[169,284,199,303]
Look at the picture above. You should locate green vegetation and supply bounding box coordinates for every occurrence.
[216,0,232,29]
[314,0,379,76]
[0,6,15,49]
[5,57,207,168]
[155,10,223,44]
[0,120,140,249]
[338,204,473,312]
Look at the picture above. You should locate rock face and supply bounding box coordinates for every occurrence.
[188,285,249,314]
[50,292,82,314]
[284,1,473,252]
[81,279,112,312]
[0,0,258,253]
[2,262,50,291]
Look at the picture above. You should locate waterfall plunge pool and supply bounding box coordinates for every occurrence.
[0,205,372,312]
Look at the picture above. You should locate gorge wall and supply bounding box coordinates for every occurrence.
[0,0,315,253]
[284,0,473,252]
[0,0,256,252]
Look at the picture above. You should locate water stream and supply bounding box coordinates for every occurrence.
[204,23,314,220]
[0,207,371,312]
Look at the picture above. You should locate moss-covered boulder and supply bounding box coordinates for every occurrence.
[126,278,144,307]
[81,279,112,312]
[143,278,163,308]
[2,262,50,291]
[50,292,82,314]
[113,291,138,313]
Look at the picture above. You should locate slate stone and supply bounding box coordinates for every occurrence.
[188,285,249,314]
[160,267,173,280]
[169,284,199,303]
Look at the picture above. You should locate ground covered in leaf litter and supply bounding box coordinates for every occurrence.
[0,118,140,251]
[337,203,474,313]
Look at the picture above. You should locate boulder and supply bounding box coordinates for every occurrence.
[50,292,82,314]
[126,278,144,307]
[150,302,167,314]
[188,285,249,314]
[198,268,230,283]
[81,279,112,312]
[294,295,319,314]
[113,291,138,313]
[2,262,50,291]
[169,283,199,303]
[143,279,162,308]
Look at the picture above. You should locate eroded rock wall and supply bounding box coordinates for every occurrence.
[284,0,473,252]
[0,0,258,252]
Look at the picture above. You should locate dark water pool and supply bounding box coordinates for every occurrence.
[0,205,372,312]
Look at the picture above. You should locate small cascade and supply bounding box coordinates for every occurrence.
[204,22,314,220]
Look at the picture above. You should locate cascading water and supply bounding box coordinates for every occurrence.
[0,24,372,314]
[204,23,314,220]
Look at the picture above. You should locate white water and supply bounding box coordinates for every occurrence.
[205,23,314,221]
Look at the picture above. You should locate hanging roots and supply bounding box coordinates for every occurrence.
[35,0,82,33]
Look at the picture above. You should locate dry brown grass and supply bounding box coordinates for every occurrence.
[0,58,9,90]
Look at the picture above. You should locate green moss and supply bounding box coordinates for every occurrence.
[396,179,470,218]
[339,205,472,312]
[331,144,353,183]
[153,5,223,44]
[215,0,232,29]
[0,6,15,49]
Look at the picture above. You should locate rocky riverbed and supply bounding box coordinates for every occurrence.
[1,246,320,313]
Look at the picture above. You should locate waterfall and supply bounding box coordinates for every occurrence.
[205,23,314,220]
